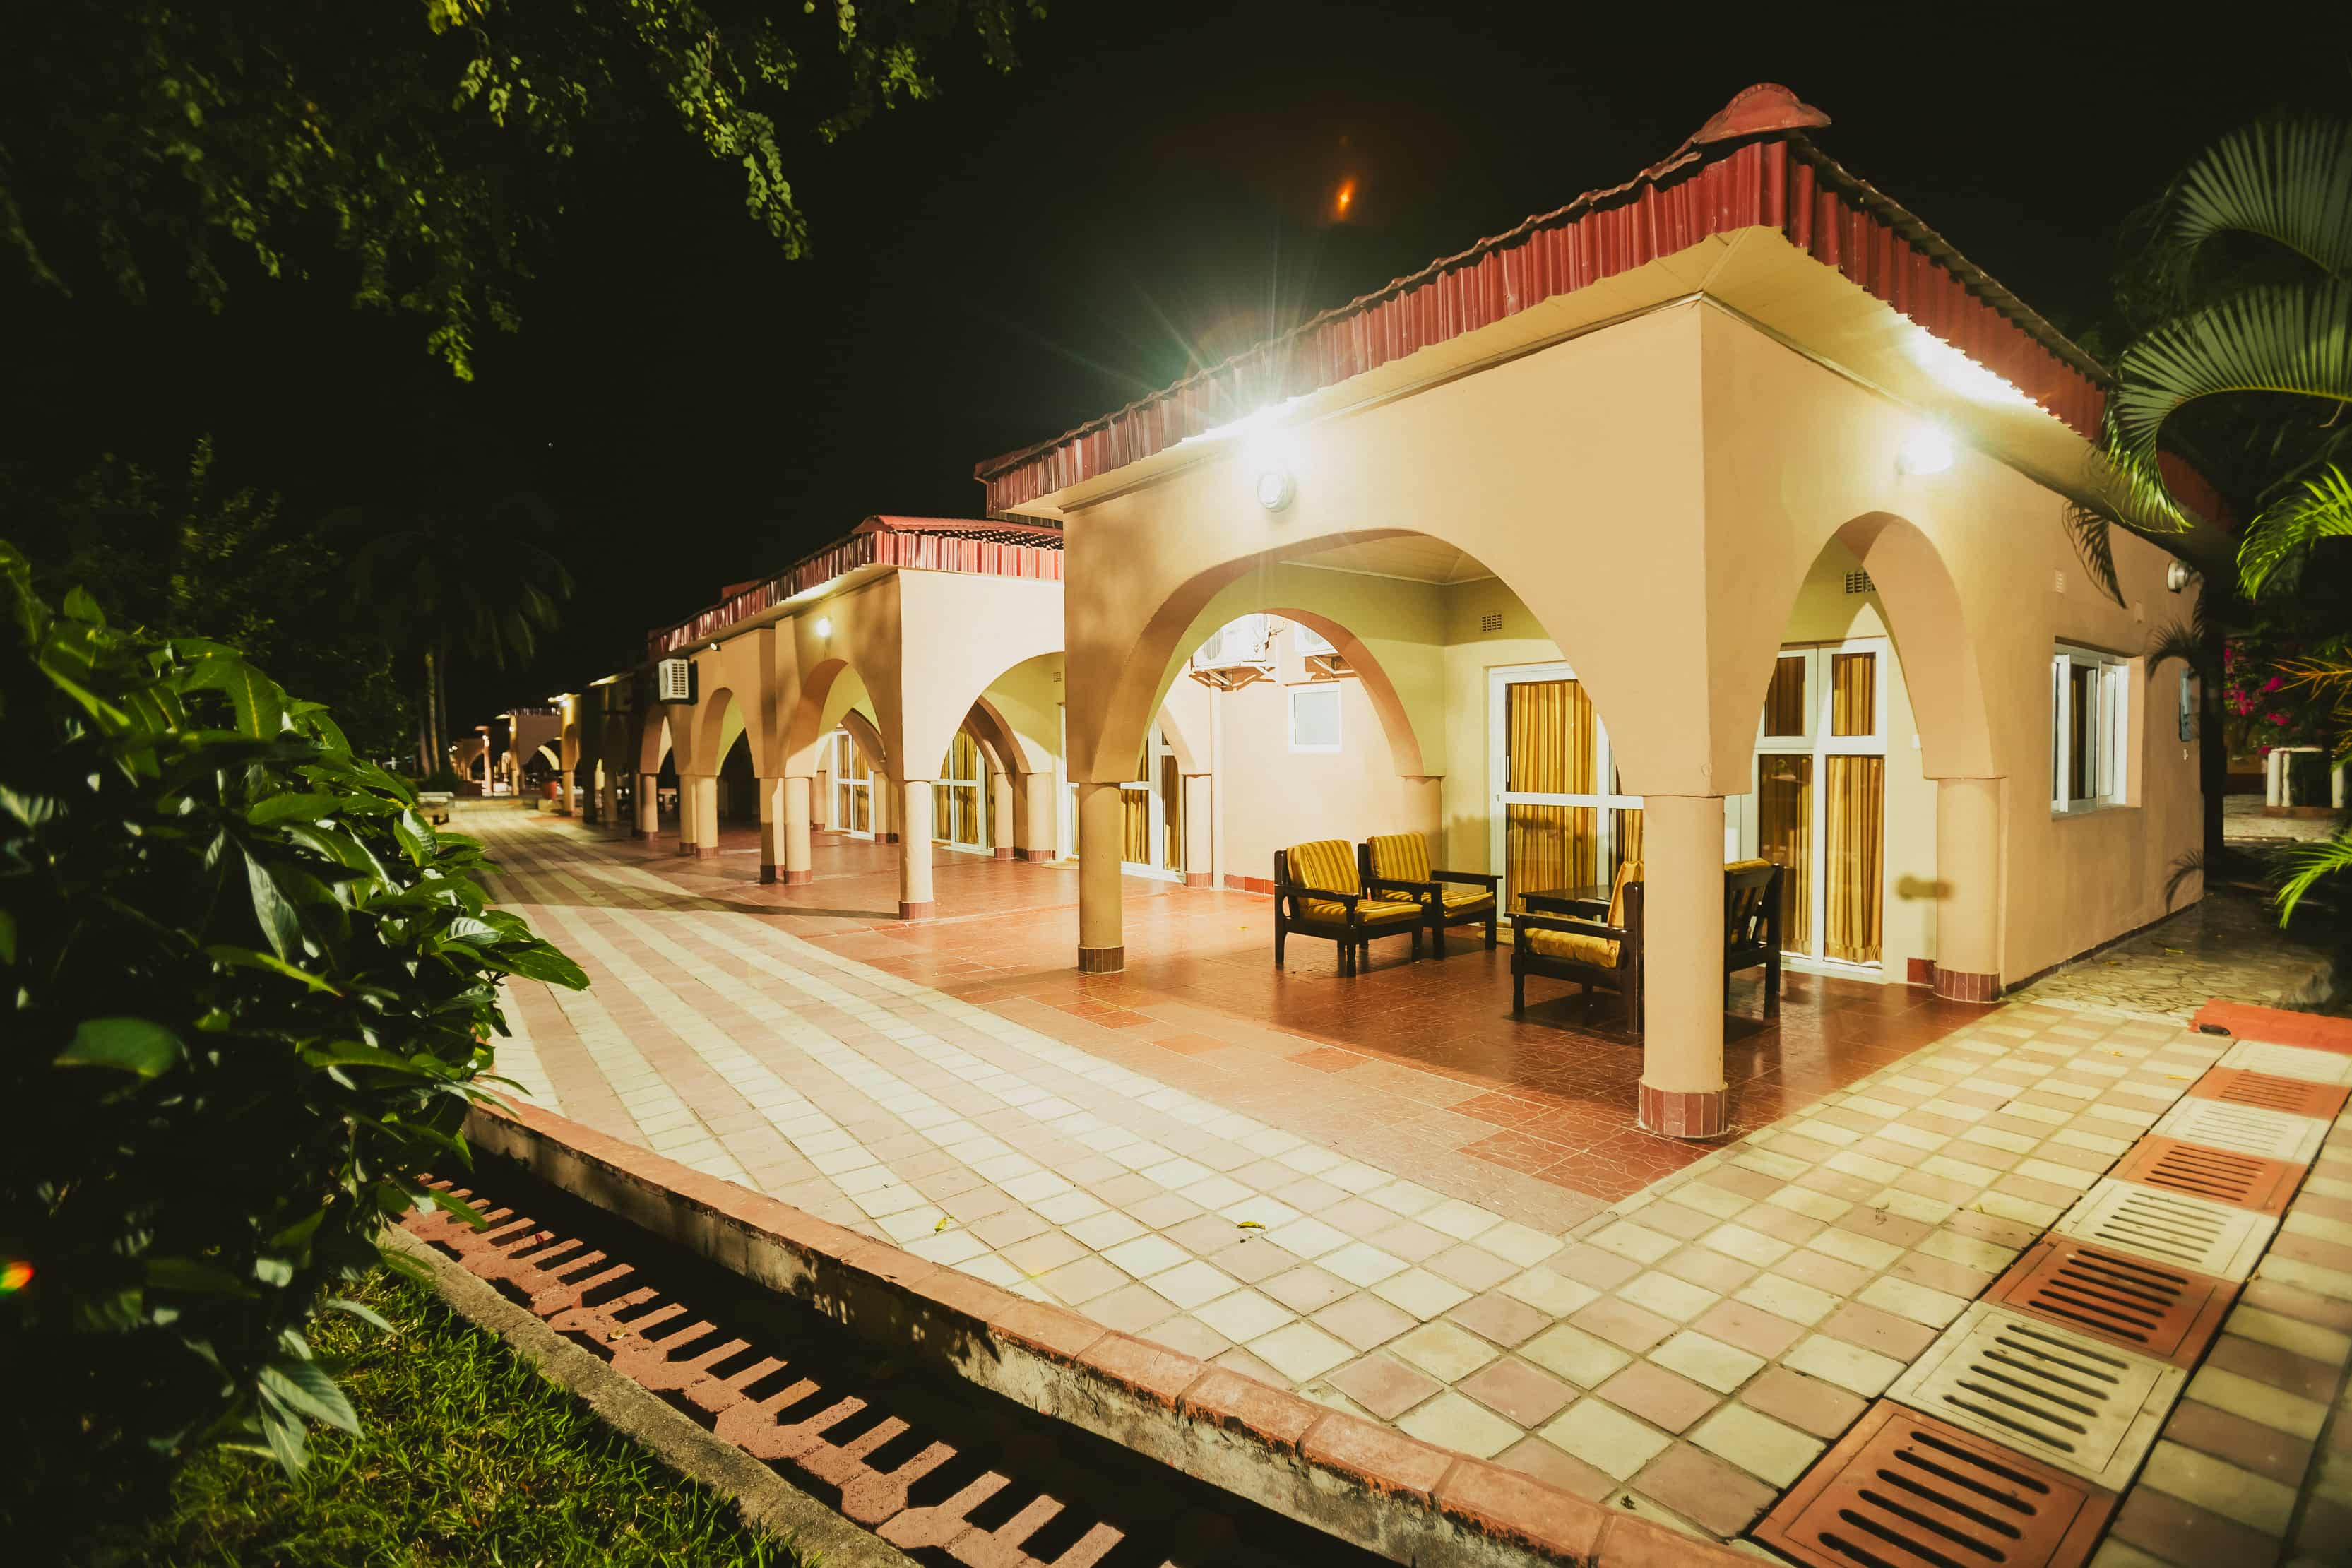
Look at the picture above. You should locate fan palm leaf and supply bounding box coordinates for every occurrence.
[2110,280,2352,477]
[2172,119,2352,281]
[2276,828,2352,925]
[2239,463,2352,596]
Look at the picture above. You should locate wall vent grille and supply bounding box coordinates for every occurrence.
[2217,1038,2352,1086]
[2150,1096,2327,1164]
[1844,570,1875,595]
[1755,1404,2115,1568]
[1478,612,1504,633]
[2110,1137,2300,1215]
[2190,1068,2349,1122]
[1887,1303,2184,1487]
[1988,1236,2235,1366]
[2053,1177,2276,1281]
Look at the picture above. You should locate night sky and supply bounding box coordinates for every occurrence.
[8,1,2348,723]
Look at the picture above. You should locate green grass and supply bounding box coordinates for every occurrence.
[93,1271,807,1567]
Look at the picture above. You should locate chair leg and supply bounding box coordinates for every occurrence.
[1766,954,1782,1017]
[1485,913,1497,949]
[1513,969,1525,1015]
[1274,928,1286,968]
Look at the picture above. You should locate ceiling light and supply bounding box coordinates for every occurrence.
[1896,428,1954,476]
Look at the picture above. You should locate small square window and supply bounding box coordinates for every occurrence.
[2052,644,2130,812]
[1290,685,1342,752]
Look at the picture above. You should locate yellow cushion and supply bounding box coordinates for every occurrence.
[1439,885,1492,910]
[1522,927,1622,966]
[1365,833,1432,885]
[1302,896,1422,925]
[1725,857,1773,875]
[1287,839,1360,897]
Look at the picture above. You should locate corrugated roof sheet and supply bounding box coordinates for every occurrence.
[973,83,2227,527]
[649,514,1064,658]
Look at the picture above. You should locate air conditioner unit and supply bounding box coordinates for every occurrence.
[1188,615,1278,689]
[654,658,696,703]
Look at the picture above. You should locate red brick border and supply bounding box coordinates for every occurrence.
[463,1100,1752,1568]
[896,901,937,921]
[2190,1000,2352,1054]
[1639,1082,1730,1139]
[1933,968,2002,1004]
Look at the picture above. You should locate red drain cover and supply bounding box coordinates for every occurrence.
[1756,1403,2115,1568]
[2111,1136,2305,1216]
[1987,1236,2236,1367]
[2189,1068,2350,1122]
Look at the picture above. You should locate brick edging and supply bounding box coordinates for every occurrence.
[465,1099,1752,1568]
[2189,999,2352,1052]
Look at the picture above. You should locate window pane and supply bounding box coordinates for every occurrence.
[1506,679,1598,792]
[1824,756,1884,963]
[1292,686,1341,749]
[1504,804,1597,911]
[2051,658,2065,804]
[2070,663,2098,800]
[1757,755,1813,955]
[1762,656,1807,738]
[1830,653,1876,737]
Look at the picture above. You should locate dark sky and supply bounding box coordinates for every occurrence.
[9,1,2350,723]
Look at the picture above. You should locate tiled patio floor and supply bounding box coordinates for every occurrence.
[468,808,2305,1544]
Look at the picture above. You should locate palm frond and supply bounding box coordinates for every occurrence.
[2163,848,2206,909]
[2061,501,2130,603]
[2110,280,2352,471]
[2276,827,2352,925]
[2143,611,2211,677]
[2173,119,2352,281]
[2239,463,2352,597]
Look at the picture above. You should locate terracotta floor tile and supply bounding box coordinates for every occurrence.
[1629,1440,1780,1537]
[1595,1360,1720,1435]
[1325,1351,1443,1420]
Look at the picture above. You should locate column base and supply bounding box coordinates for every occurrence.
[1182,872,1213,889]
[1639,1081,1730,1140]
[633,828,652,840]
[675,844,694,856]
[993,847,1015,860]
[897,900,937,920]
[1932,967,2002,1004]
[759,865,777,884]
[693,845,720,860]
[554,807,571,817]
[784,869,813,885]
[1019,848,1057,863]
[1077,944,1125,975]
[883,831,901,844]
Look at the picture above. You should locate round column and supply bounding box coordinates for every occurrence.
[1638,794,1729,1140]
[756,777,784,884]
[1934,776,2004,1003]
[636,772,659,839]
[691,775,720,860]
[1076,781,1124,973]
[991,773,1016,860]
[898,780,935,919]
[782,775,814,884]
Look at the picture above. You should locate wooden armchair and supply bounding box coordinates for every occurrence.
[1359,833,1500,958]
[1510,858,1785,1028]
[1511,860,1645,1026]
[1274,840,1425,977]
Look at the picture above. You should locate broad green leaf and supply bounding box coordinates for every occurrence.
[244,846,304,959]
[420,1187,492,1230]
[55,1017,184,1076]
[488,942,590,990]
[182,654,288,739]
[323,1297,397,1334]
[248,792,340,826]
[254,1396,311,1473]
[2173,119,2352,280]
[59,585,107,625]
[299,1040,432,1075]
[145,1257,254,1295]
[206,943,340,994]
[252,1255,295,1286]
[393,808,438,864]
[0,908,13,964]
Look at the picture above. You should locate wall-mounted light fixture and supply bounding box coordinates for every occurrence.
[1256,468,1295,512]
[2166,560,2193,594]
[1895,427,1954,476]
[814,616,833,638]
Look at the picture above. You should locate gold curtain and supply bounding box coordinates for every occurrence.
[1757,755,1813,954]
[1763,656,1807,737]
[1160,755,1182,871]
[1824,755,1884,963]
[1831,653,1876,737]
[1121,785,1150,864]
[1504,680,1602,910]
[1610,807,1644,882]
[850,783,871,833]
[934,781,954,841]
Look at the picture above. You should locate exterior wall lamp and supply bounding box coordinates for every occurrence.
[1256,468,1295,512]
[2166,560,2193,594]
[814,616,833,638]
[1895,428,1954,476]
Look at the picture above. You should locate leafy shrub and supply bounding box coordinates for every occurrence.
[0,540,586,1512]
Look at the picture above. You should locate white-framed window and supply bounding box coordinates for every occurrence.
[2052,645,2130,813]
[1486,663,1644,911]
[1741,638,1889,969]
[1290,684,1343,753]
[825,728,873,836]
[934,728,990,853]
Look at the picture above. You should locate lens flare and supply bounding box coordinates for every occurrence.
[0,1260,32,1295]
[1332,178,1357,220]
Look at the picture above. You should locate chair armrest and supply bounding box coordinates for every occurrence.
[1366,875,1440,900]
[1432,869,1502,891]
[1511,912,1629,942]
[1290,884,1364,908]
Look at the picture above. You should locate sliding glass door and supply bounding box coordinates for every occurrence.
[1487,665,1641,912]
[826,729,873,838]
[1742,640,1887,968]
[933,727,990,853]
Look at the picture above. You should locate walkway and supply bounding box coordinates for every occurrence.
[467,807,2349,1551]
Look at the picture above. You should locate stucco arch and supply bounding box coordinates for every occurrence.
[785,658,905,780]
[691,686,759,778]
[637,713,675,776]
[836,708,890,777]
[535,742,559,771]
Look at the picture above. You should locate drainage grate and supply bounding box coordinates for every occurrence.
[1987,1237,2235,1366]
[2216,1038,2352,1086]
[2149,1096,2327,1163]
[2053,1178,2278,1280]
[2190,1068,2349,1123]
[2110,1137,2303,1216]
[1886,1303,2184,1488]
[1754,1403,2115,1568]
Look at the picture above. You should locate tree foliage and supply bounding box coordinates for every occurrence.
[2,443,413,759]
[0,537,586,1512]
[0,0,1039,377]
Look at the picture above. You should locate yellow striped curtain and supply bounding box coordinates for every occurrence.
[1763,656,1807,737]
[1121,786,1150,864]
[1159,754,1182,871]
[1831,653,1876,737]
[1758,755,1812,954]
[1504,680,1600,909]
[1824,755,1883,963]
